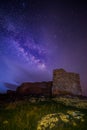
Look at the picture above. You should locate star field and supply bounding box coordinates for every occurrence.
[0,0,87,95]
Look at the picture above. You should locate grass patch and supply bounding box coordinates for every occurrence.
[0,99,87,130]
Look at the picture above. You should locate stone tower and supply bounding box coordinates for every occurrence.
[52,68,82,96]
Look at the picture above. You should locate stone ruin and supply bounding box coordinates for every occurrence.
[16,82,52,97]
[52,69,82,96]
[6,68,82,97]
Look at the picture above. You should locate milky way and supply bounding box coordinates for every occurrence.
[0,15,50,85]
[0,0,87,95]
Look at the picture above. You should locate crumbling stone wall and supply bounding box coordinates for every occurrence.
[52,69,82,96]
[16,82,52,96]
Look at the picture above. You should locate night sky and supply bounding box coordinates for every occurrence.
[0,0,87,95]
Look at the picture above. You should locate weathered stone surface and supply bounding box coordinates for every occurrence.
[52,68,82,96]
[16,81,52,96]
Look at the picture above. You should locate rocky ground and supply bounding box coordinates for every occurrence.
[0,98,87,130]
